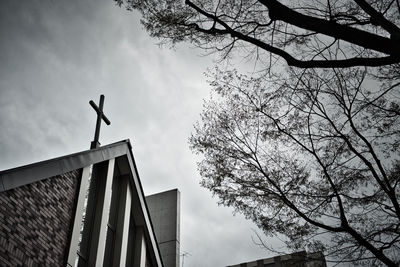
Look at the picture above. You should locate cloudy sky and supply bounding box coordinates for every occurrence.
[0,0,283,266]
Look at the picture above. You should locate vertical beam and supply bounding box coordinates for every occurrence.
[94,158,115,266]
[79,162,108,265]
[125,217,136,267]
[112,178,132,267]
[133,227,147,267]
[66,166,91,267]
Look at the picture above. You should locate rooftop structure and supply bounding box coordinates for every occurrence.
[227,251,327,267]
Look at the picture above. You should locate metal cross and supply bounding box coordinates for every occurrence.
[89,94,111,149]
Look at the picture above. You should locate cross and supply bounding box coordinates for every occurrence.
[89,94,111,149]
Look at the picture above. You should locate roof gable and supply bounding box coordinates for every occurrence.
[0,140,164,267]
[0,140,130,192]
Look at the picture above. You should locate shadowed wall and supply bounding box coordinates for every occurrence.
[0,170,80,266]
[146,189,180,267]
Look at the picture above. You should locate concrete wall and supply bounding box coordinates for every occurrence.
[146,189,180,267]
[0,170,80,266]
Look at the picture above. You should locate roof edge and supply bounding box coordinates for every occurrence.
[0,140,131,192]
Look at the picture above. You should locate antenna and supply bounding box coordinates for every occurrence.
[180,251,192,267]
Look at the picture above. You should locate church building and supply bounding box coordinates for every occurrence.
[0,95,180,266]
[0,139,180,267]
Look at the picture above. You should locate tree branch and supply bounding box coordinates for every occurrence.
[185,0,400,68]
[354,0,400,39]
[258,0,400,56]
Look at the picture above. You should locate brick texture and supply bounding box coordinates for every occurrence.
[0,170,80,266]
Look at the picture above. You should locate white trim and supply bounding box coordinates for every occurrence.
[134,227,147,267]
[118,183,132,267]
[67,165,92,266]
[0,140,129,192]
[126,153,163,266]
[95,158,115,266]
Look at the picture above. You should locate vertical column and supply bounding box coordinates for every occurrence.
[125,217,136,267]
[133,227,147,267]
[94,158,115,266]
[66,166,92,267]
[112,178,132,267]
[119,185,131,267]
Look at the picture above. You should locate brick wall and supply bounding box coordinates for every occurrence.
[0,170,81,266]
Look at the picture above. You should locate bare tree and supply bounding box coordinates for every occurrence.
[116,0,400,68]
[189,66,399,265]
[116,1,400,265]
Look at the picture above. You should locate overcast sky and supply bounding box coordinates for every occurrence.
[0,0,282,266]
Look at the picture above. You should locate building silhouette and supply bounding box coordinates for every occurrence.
[227,251,327,267]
